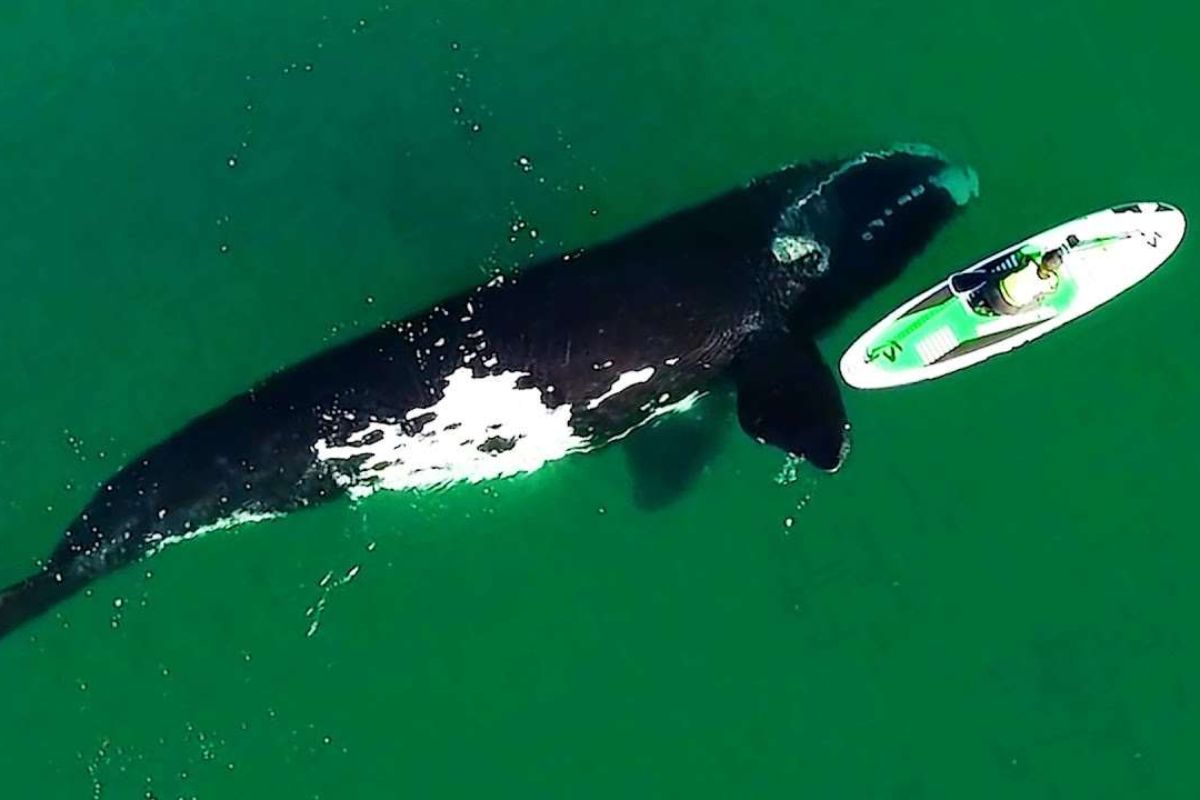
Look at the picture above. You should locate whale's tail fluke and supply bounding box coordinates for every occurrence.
[0,569,87,641]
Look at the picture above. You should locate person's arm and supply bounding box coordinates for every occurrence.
[1015,244,1042,265]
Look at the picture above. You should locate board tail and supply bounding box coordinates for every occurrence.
[0,570,86,641]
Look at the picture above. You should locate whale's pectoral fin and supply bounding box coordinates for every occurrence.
[623,390,732,510]
[732,332,849,471]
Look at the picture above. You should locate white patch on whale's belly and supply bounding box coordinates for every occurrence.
[314,367,588,497]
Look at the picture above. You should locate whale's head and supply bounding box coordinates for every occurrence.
[765,145,978,334]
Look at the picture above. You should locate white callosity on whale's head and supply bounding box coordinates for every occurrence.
[771,235,820,265]
[314,367,588,496]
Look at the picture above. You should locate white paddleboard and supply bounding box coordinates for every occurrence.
[839,202,1187,389]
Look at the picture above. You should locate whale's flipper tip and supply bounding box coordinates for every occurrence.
[733,331,849,472]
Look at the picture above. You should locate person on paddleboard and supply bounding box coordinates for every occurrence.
[973,246,1065,316]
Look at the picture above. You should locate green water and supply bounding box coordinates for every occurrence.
[2,0,1198,797]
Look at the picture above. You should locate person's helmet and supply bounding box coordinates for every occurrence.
[1041,248,1065,273]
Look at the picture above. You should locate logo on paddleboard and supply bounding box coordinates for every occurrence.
[866,340,902,363]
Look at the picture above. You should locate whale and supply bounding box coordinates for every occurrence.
[0,145,977,640]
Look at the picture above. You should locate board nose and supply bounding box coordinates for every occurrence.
[1153,203,1187,250]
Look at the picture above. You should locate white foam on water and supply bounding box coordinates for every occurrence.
[148,510,282,555]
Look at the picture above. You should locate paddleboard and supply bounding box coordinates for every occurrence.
[839,202,1187,389]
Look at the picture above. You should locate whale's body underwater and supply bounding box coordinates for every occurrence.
[0,146,977,639]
